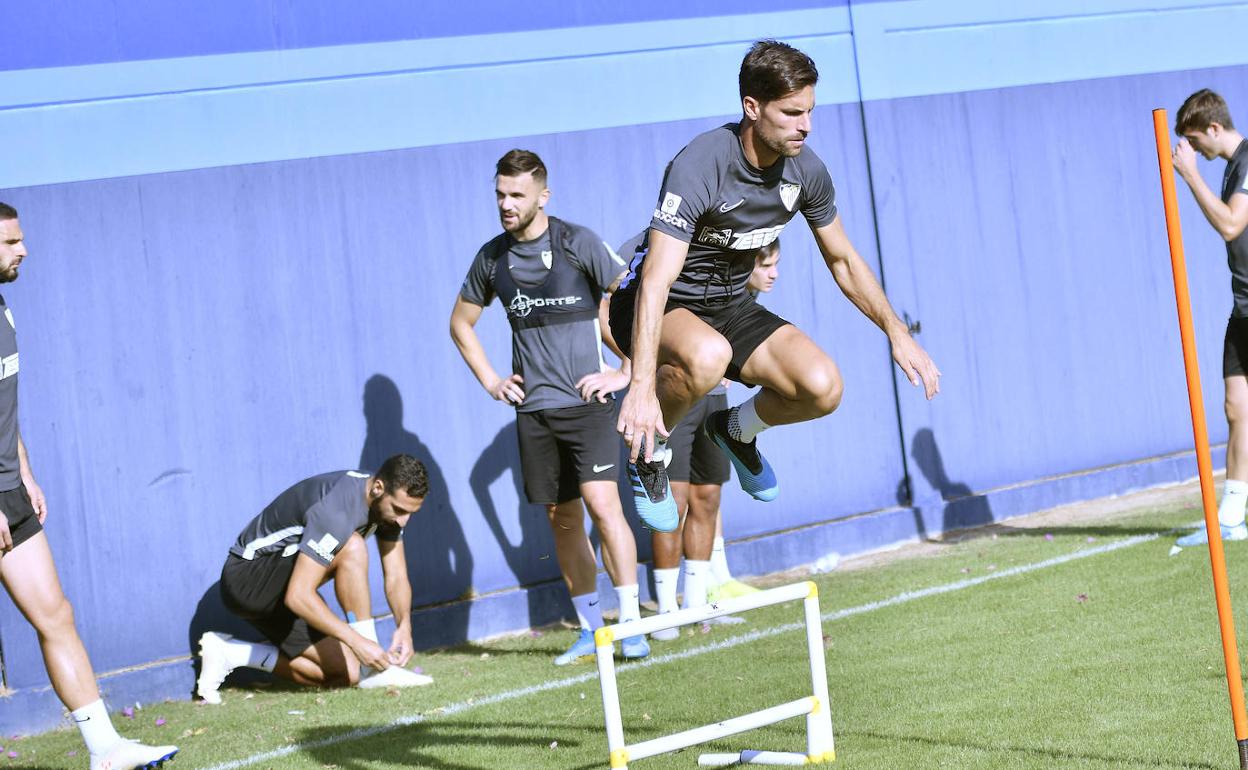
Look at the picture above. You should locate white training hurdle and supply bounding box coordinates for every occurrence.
[593,581,835,768]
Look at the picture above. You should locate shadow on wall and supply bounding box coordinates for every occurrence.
[906,428,994,537]
[360,374,474,649]
[469,421,572,628]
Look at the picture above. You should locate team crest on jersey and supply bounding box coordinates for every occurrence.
[541,250,553,269]
[698,226,732,247]
[779,183,801,212]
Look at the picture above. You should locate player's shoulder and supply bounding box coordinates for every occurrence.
[672,123,739,165]
[791,143,831,180]
[551,217,605,250]
[475,232,511,261]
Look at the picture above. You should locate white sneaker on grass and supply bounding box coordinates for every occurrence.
[358,665,434,688]
[195,631,237,705]
[1173,522,1248,553]
[90,739,178,770]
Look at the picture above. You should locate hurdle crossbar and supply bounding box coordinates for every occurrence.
[594,581,835,769]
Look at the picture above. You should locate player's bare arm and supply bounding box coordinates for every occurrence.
[578,270,632,403]
[618,230,689,461]
[17,432,45,522]
[1173,139,1248,240]
[285,553,390,670]
[378,537,414,666]
[813,216,941,399]
[449,296,526,404]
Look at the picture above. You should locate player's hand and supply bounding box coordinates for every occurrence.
[487,374,525,405]
[23,477,46,524]
[387,626,414,667]
[577,368,629,403]
[889,328,941,400]
[349,636,392,671]
[1173,138,1199,179]
[0,514,11,553]
[617,386,668,463]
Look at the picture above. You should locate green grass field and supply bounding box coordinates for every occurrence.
[10,484,1248,769]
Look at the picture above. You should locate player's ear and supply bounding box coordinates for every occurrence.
[539,187,551,208]
[742,95,761,122]
[371,477,386,499]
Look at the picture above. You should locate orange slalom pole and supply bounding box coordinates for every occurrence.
[1154,108,1248,767]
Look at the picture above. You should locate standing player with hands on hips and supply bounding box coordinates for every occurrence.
[610,40,941,530]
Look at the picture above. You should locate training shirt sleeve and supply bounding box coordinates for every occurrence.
[298,478,360,567]
[799,151,838,228]
[569,227,629,292]
[649,145,720,243]
[459,245,496,306]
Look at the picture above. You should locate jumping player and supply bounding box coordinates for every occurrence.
[0,202,177,770]
[196,454,433,703]
[611,40,940,527]
[450,150,649,665]
[1172,89,1248,549]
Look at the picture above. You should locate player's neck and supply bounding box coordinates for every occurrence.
[1220,130,1246,160]
[512,211,550,243]
[739,120,780,171]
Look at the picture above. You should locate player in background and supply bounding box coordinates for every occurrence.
[0,202,177,770]
[1172,89,1248,550]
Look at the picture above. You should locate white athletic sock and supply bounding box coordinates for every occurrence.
[709,536,732,586]
[73,699,123,757]
[682,560,711,610]
[653,567,680,614]
[349,617,379,644]
[615,583,641,624]
[244,641,279,673]
[650,436,670,465]
[729,397,770,443]
[1220,479,1248,528]
[571,592,605,630]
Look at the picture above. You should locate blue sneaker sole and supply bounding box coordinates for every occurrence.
[144,750,179,768]
[621,636,650,659]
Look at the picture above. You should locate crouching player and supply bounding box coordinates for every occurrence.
[196,454,432,703]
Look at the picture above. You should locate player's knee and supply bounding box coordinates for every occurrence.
[1228,394,1248,425]
[684,338,732,391]
[32,594,76,638]
[803,366,844,416]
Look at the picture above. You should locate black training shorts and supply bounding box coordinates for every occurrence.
[220,553,325,658]
[1226,317,1248,378]
[0,485,41,551]
[516,400,622,505]
[666,393,731,485]
[609,290,789,383]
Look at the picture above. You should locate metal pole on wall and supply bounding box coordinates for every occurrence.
[1152,107,1248,768]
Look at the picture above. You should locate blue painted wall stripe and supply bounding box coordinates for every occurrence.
[4,0,844,72]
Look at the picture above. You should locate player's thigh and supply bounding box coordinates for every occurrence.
[0,529,71,628]
[658,308,733,380]
[1227,375,1248,423]
[516,410,562,505]
[739,324,841,401]
[555,402,624,492]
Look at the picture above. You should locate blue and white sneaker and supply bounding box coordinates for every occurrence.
[628,440,678,532]
[621,633,650,660]
[1174,522,1248,550]
[703,409,779,502]
[91,740,178,770]
[553,628,596,666]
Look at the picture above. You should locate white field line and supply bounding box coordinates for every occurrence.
[200,532,1159,770]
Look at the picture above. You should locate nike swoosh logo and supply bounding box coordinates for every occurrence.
[718,198,745,213]
[593,463,615,473]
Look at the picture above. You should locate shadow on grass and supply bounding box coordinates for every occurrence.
[298,720,587,770]
[849,729,1220,770]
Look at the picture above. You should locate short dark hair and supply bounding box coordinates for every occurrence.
[758,238,780,259]
[739,40,818,103]
[0,203,16,221]
[496,149,548,187]
[1177,89,1235,135]
[376,454,429,499]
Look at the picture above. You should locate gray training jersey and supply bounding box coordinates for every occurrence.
[623,122,836,303]
[1224,139,1248,318]
[229,471,401,567]
[0,296,18,491]
[462,220,627,412]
